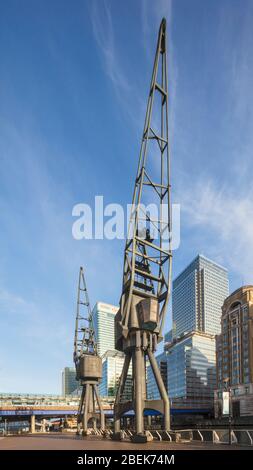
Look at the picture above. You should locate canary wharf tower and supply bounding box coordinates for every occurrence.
[173,254,229,337]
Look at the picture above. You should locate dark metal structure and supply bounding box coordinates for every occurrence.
[74,267,104,435]
[114,18,172,442]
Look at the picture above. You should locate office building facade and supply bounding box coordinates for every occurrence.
[167,331,216,409]
[147,331,216,410]
[62,367,79,396]
[147,351,168,400]
[215,286,253,417]
[92,302,118,357]
[164,329,173,345]
[99,350,132,400]
[173,254,229,337]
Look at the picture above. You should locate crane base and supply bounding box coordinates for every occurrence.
[131,432,153,443]
[111,431,125,441]
[77,382,105,436]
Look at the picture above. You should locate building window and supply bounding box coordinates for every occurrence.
[243,306,248,321]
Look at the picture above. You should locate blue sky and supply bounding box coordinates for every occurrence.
[0,0,252,394]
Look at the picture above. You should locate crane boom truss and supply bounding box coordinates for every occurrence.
[113,18,172,442]
[119,17,172,342]
[74,266,96,364]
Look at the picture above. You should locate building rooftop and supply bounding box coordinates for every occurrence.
[173,254,228,285]
[101,349,124,360]
[165,329,215,350]
[92,301,118,313]
[228,285,253,298]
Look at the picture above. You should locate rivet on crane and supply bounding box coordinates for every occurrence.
[113,18,172,442]
[73,266,105,435]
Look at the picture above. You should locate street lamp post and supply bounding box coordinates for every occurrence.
[228,387,232,445]
[224,378,232,445]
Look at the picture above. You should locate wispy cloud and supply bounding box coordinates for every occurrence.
[90,0,177,137]
[218,1,253,175]
[90,0,147,135]
[178,177,253,286]
[91,0,130,95]
[173,1,253,290]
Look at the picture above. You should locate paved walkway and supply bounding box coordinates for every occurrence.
[0,433,249,450]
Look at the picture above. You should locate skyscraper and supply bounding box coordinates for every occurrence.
[92,302,118,357]
[62,367,79,396]
[147,255,228,412]
[173,254,229,337]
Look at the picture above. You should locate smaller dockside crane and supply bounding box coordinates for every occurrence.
[73,267,104,435]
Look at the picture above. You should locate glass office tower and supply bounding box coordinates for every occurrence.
[62,367,79,396]
[167,331,216,408]
[147,332,216,409]
[99,350,132,400]
[92,302,119,357]
[173,254,229,337]
[147,351,168,400]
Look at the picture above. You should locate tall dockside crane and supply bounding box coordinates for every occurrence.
[114,19,172,442]
[74,267,104,435]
